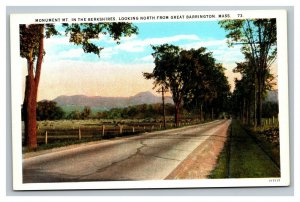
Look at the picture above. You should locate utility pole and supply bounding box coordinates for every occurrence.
[157,86,168,128]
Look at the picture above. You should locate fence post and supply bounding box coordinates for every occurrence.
[151,125,154,131]
[45,131,48,145]
[79,127,81,140]
[132,126,135,133]
[144,126,146,132]
[102,125,105,136]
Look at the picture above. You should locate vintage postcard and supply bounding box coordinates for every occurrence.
[10,10,289,190]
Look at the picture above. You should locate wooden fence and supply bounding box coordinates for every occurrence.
[31,121,195,145]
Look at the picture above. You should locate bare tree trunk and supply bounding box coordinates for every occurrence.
[23,77,38,150]
[242,98,246,124]
[23,25,44,150]
[200,104,203,122]
[257,90,263,126]
[254,80,257,128]
[247,101,251,125]
[174,104,180,127]
[256,77,263,126]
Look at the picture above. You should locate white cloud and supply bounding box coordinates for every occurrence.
[89,33,115,44]
[145,34,200,44]
[115,34,201,52]
[122,34,138,41]
[59,48,84,59]
[212,45,244,64]
[182,39,227,50]
[99,47,114,59]
[135,55,154,63]
[44,36,70,48]
[45,34,206,62]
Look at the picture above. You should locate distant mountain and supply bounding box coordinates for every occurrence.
[53,91,173,109]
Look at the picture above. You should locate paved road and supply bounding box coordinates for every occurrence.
[23,120,231,183]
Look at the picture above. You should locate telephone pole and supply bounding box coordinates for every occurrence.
[157,86,168,128]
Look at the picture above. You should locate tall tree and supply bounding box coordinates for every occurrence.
[232,59,276,125]
[143,44,185,126]
[219,19,277,126]
[144,45,230,125]
[20,23,138,150]
[208,63,231,119]
[182,49,230,120]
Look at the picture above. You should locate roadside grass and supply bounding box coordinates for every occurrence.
[244,125,280,167]
[209,119,280,179]
[208,143,229,178]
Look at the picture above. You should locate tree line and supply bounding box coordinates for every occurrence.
[23,101,176,121]
[219,19,278,126]
[24,98,277,122]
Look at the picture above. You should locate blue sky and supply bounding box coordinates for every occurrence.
[23,20,249,100]
[45,21,243,65]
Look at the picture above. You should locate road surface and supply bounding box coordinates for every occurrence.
[23,119,231,183]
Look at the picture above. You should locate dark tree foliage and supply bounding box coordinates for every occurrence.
[262,102,279,118]
[181,49,231,120]
[66,110,82,120]
[81,106,92,119]
[36,101,65,120]
[66,107,92,120]
[230,53,276,124]
[144,44,187,126]
[144,44,231,124]
[96,103,175,120]
[230,60,256,123]
[62,23,138,56]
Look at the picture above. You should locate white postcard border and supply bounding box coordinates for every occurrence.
[10,10,290,190]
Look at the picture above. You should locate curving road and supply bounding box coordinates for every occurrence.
[23,119,231,183]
